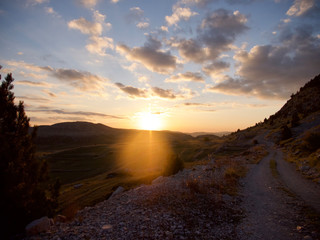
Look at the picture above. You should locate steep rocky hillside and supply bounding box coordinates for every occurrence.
[270,74,320,123]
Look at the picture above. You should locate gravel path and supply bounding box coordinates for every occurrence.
[238,140,320,240]
[275,147,320,212]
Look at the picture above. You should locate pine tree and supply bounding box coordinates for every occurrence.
[0,67,59,237]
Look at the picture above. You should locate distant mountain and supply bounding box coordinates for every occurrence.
[35,121,119,137]
[32,121,193,148]
[190,132,230,137]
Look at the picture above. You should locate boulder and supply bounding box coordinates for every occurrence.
[109,186,124,199]
[152,176,164,185]
[73,183,83,189]
[25,216,52,236]
[54,214,67,223]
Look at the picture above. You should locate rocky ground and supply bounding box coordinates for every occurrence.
[26,140,320,240]
[27,158,244,240]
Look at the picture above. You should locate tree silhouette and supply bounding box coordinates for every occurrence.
[0,67,59,237]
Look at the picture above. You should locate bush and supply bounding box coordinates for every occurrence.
[291,111,300,127]
[304,132,320,151]
[163,154,184,176]
[281,125,292,140]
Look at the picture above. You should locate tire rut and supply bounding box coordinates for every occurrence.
[238,142,320,240]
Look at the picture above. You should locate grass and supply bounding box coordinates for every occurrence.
[38,132,225,214]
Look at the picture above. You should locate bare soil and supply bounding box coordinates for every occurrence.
[238,137,320,240]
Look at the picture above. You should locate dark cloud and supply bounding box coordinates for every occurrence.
[42,90,57,97]
[151,87,177,99]
[29,108,123,119]
[180,0,256,8]
[210,26,320,99]
[183,102,212,106]
[16,96,50,102]
[202,61,230,77]
[175,39,208,63]
[44,68,106,91]
[115,82,148,98]
[117,37,178,74]
[16,80,49,87]
[173,9,248,63]
[200,9,248,54]
[165,71,205,83]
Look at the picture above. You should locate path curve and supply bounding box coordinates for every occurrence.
[275,147,320,212]
[238,138,320,240]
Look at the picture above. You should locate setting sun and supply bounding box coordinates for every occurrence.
[138,111,163,130]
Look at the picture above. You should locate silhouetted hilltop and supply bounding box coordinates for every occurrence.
[36,121,119,137]
[33,121,193,148]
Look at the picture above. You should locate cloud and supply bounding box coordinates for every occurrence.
[286,0,315,17]
[27,0,49,6]
[5,60,109,92]
[210,26,320,99]
[173,9,248,64]
[16,80,50,87]
[68,17,103,36]
[179,0,256,7]
[126,7,150,29]
[161,26,169,32]
[68,11,112,56]
[77,0,99,8]
[202,61,230,77]
[16,95,50,102]
[19,71,48,80]
[86,36,114,56]
[151,87,177,99]
[136,22,150,29]
[117,37,178,74]
[115,83,149,98]
[183,102,212,106]
[42,89,57,97]
[45,68,107,91]
[165,7,198,26]
[151,87,195,100]
[110,0,120,3]
[200,9,248,44]
[44,7,61,18]
[165,72,205,83]
[174,39,209,63]
[126,7,144,22]
[29,107,124,119]
[4,60,50,72]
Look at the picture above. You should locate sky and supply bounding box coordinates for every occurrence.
[0,0,319,133]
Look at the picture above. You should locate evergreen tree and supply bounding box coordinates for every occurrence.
[0,68,59,237]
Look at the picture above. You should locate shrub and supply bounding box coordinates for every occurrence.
[291,111,300,127]
[304,132,320,151]
[281,125,292,140]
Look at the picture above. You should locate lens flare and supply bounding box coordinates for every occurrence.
[117,131,173,177]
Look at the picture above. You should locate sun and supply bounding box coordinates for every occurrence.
[138,111,162,130]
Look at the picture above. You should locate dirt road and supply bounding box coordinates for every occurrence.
[238,140,320,240]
